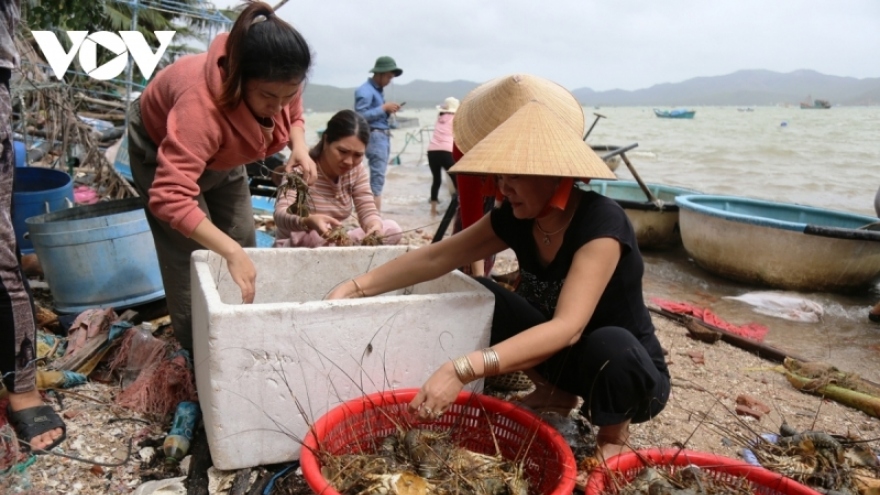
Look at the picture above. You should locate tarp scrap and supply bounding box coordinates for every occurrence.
[651,297,769,342]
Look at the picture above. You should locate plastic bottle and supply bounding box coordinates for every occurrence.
[121,322,153,388]
[163,401,201,463]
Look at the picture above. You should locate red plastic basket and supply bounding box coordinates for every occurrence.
[585,448,820,495]
[301,388,577,495]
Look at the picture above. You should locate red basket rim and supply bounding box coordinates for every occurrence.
[585,448,821,495]
[300,388,577,495]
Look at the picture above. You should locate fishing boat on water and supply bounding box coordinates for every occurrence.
[653,108,696,119]
[675,195,880,292]
[588,144,622,172]
[799,95,831,109]
[579,180,701,250]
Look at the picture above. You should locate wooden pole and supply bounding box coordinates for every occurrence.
[620,151,663,209]
[648,304,807,363]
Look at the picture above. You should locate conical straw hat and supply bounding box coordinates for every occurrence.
[453,74,585,154]
[449,100,615,179]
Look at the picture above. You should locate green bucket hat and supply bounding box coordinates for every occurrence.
[369,56,403,77]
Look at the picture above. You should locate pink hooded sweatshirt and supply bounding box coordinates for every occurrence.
[139,33,304,236]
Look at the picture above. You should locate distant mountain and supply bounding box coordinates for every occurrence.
[572,70,880,107]
[302,70,880,110]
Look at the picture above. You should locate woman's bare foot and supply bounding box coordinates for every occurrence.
[598,442,633,461]
[596,420,632,461]
[517,375,580,414]
[8,389,65,450]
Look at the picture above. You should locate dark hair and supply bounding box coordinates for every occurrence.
[309,110,370,160]
[216,1,312,110]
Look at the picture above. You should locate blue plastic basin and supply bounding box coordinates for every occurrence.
[26,198,165,313]
[12,167,75,254]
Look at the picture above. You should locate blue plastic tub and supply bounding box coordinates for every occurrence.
[12,167,75,254]
[26,198,165,314]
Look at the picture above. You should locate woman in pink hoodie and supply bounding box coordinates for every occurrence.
[126,1,315,349]
[426,97,459,216]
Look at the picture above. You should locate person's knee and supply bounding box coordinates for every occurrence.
[382,221,403,245]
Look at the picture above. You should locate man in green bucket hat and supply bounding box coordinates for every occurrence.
[354,56,404,211]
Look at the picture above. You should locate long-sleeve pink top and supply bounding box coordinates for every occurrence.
[427,113,454,152]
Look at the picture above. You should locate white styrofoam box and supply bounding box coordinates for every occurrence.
[191,246,494,470]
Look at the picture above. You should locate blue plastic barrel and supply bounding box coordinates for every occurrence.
[12,167,75,254]
[25,198,165,314]
[13,140,26,167]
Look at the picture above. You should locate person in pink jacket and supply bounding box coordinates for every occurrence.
[273,110,402,247]
[426,97,459,216]
[126,1,316,349]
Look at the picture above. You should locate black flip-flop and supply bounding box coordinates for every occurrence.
[6,404,67,454]
[870,311,880,323]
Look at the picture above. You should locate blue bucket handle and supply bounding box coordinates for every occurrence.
[25,197,76,239]
[44,197,75,213]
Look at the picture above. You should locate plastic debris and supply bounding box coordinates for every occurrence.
[163,401,200,463]
[36,369,87,389]
[131,476,187,495]
[724,291,824,323]
[122,323,158,388]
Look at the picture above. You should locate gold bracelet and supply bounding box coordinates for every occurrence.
[350,278,367,298]
[481,347,500,376]
[452,355,476,384]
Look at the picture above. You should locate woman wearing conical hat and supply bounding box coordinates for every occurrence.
[328,74,670,459]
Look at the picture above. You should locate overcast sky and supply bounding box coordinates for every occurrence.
[209,0,879,91]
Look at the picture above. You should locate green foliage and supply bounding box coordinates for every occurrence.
[20,0,234,82]
[23,0,107,31]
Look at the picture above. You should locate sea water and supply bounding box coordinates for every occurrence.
[302,105,880,381]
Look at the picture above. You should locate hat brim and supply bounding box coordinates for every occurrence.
[371,68,403,77]
[449,101,616,180]
[437,105,457,113]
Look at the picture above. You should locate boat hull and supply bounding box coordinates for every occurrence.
[589,144,622,172]
[653,109,696,119]
[581,181,701,250]
[676,195,880,292]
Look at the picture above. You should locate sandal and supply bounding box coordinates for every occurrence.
[869,311,880,323]
[6,404,67,453]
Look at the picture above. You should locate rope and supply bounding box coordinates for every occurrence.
[391,126,433,165]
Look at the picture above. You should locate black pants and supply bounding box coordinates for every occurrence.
[427,150,455,201]
[476,277,670,426]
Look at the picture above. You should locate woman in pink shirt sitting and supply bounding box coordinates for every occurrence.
[273,110,402,247]
[126,1,316,349]
[427,97,459,216]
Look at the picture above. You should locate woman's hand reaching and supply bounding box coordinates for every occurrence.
[365,220,384,237]
[408,362,464,421]
[304,214,341,235]
[286,146,317,186]
[226,247,257,304]
[189,219,257,304]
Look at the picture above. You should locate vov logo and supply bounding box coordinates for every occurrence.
[32,31,176,81]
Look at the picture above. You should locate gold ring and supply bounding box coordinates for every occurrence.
[422,406,434,416]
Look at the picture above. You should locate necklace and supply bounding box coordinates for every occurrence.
[535,213,574,245]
